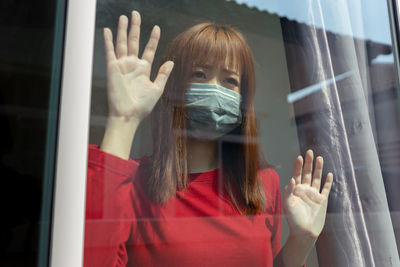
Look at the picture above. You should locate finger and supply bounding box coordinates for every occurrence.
[311,156,323,190]
[116,15,129,58]
[128,10,141,56]
[154,61,174,90]
[321,172,333,197]
[283,178,295,201]
[292,155,303,184]
[104,28,117,63]
[301,149,314,185]
[286,178,295,195]
[142,25,160,65]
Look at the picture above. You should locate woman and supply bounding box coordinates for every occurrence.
[85,10,333,267]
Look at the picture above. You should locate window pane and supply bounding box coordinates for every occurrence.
[85,1,400,266]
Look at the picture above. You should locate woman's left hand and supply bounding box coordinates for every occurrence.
[283,150,333,240]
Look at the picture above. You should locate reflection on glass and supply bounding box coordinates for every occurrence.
[86,0,400,266]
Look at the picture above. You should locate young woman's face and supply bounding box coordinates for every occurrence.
[189,63,241,93]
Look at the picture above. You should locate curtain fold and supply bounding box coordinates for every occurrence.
[280,0,400,265]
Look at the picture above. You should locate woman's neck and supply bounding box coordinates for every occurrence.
[186,138,218,173]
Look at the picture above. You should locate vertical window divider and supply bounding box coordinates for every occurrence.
[49,0,96,266]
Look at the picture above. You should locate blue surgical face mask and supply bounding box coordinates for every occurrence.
[185,83,242,140]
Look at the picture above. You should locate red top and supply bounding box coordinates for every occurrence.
[84,145,282,267]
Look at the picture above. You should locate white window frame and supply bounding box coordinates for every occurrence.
[50,0,96,266]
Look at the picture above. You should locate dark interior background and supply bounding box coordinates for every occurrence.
[0,0,64,266]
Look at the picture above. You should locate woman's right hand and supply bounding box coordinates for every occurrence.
[104,10,174,122]
[100,11,173,159]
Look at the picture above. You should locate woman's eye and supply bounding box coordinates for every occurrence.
[225,78,239,86]
[192,71,206,79]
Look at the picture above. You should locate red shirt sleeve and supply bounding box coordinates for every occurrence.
[270,169,282,259]
[83,145,139,267]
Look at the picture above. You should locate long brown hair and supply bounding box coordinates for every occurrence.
[147,22,267,215]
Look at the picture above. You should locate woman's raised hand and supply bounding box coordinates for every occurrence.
[283,150,333,240]
[100,11,173,159]
[277,152,333,267]
[103,11,174,122]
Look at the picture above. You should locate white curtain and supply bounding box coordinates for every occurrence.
[281,0,400,265]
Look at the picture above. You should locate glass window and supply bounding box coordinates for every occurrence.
[85,0,400,266]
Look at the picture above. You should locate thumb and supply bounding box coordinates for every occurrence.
[284,177,295,198]
[154,61,174,90]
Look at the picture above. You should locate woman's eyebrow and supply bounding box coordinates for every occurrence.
[194,65,239,76]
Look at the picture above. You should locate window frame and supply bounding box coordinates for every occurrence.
[49,0,96,266]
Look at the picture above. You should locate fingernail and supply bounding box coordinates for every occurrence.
[120,15,127,23]
[168,61,175,71]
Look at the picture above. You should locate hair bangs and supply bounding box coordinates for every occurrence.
[183,24,245,75]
